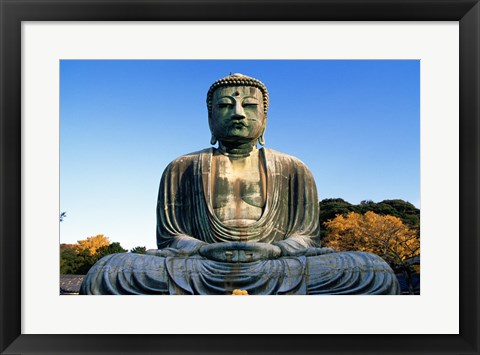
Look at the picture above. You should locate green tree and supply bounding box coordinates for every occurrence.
[130,246,147,254]
[60,244,79,274]
[96,242,127,258]
[73,248,98,275]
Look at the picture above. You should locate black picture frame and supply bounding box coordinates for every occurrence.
[1,1,478,354]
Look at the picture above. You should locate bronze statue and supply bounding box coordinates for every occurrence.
[80,74,400,295]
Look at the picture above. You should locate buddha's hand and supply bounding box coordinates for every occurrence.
[146,236,208,257]
[146,248,185,257]
[273,244,335,257]
[199,242,281,263]
[297,247,335,256]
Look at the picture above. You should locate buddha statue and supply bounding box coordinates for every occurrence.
[80,73,400,295]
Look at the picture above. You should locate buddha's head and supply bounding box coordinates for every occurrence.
[206,73,269,146]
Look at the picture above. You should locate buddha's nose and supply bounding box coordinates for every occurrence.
[232,102,246,119]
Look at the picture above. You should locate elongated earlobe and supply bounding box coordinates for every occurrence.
[258,134,265,146]
[210,135,217,145]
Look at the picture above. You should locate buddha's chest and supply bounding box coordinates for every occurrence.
[210,153,266,225]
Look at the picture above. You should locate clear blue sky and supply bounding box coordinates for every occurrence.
[60,60,420,250]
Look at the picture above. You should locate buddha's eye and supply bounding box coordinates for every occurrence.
[217,103,233,109]
[243,102,258,107]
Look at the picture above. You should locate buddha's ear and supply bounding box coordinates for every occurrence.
[210,134,218,145]
[258,126,266,146]
[258,135,265,146]
[260,116,268,146]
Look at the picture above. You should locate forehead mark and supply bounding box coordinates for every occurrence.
[214,86,262,100]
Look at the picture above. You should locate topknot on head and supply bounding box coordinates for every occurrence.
[206,73,269,117]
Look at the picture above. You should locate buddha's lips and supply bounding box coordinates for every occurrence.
[231,121,247,127]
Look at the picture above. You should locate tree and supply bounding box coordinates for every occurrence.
[319,198,420,239]
[357,199,420,229]
[73,248,98,275]
[130,246,147,254]
[75,234,111,255]
[323,211,420,294]
[319,198,356,239]
[60,243,96,275]
[96,242,127,258]
[60,237,127,275]
[60,244,80,274]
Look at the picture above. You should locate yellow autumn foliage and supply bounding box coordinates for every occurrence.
[74,234,111,255]
[232,289,249,295]
[323,211,419,268]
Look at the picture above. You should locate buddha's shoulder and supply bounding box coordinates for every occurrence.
[167,148,212,167]
[263,148,309,170]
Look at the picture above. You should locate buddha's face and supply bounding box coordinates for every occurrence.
[210,86,265,144]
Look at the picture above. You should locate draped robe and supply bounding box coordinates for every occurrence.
[80,148,400,295]
[157,147,321,250]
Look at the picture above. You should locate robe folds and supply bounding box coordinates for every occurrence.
[156,148,321,248]
[80,148,400,295]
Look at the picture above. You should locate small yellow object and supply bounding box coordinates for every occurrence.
[232,289,249,295]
